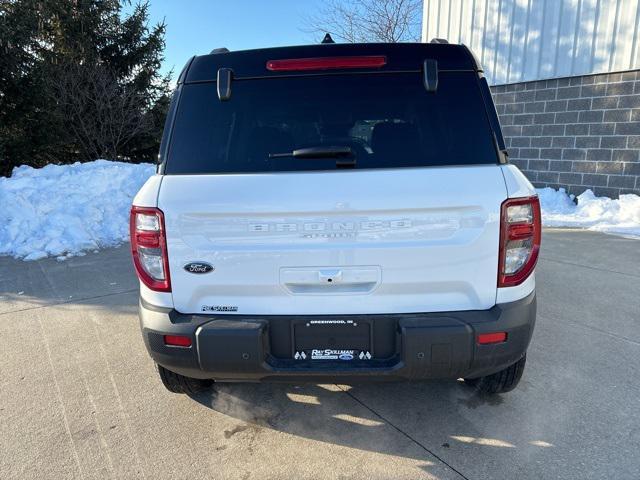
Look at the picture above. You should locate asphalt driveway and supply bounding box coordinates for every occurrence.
[1,229,638,479]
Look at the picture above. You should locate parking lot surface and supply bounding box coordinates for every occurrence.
[1,229,639,479]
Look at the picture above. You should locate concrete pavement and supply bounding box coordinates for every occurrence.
[0,229,639,479]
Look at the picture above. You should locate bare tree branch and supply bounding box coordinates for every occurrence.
[302,0,422,43]
[47,61,155,160]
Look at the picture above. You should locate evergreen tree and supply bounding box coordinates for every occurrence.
[0,0,171,176]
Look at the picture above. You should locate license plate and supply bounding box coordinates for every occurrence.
[293,349,373,361]
[293,319,372,360]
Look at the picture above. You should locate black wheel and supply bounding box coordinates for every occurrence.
[156,364,213,394]
[464,354,526,394]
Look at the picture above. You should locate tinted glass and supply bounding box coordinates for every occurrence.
[166,72,498,174]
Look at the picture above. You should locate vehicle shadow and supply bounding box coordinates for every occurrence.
[187,378,509,469]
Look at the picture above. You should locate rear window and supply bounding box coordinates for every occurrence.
[165,72,498,174]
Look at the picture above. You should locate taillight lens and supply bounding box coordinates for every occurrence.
[498,196,541,287]
[130,206,171,292]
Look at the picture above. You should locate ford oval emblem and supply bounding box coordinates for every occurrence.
[339,352,354,361]
[184,262,214,274]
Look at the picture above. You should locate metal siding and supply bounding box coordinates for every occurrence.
[573,0,597,75]
[507,0,528,83]
[524,0,544,80]
[422,0,640,84]
[615,0,637,70]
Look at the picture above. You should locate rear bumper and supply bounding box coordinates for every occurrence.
[139,292,536,382]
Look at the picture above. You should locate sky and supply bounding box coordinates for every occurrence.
[131,0,326,78]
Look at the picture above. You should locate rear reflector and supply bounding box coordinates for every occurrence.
[164,335,192,347]
[266,56,387,72]
[477,332,507,345]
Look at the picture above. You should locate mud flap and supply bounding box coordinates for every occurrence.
[197,320,268,374]
[400,316,474,379]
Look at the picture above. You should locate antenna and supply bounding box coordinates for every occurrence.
[321,33,335,44]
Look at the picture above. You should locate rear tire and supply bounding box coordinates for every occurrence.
[464,354,526,394]
[157,364,213,394]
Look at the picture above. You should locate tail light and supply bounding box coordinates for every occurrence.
[498,196,541,287]
[130,206,171,292]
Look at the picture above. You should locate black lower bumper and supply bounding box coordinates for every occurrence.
[140,292,536,382]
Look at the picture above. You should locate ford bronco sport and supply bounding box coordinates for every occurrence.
[130,40,540,395]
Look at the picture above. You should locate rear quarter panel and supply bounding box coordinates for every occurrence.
[496,164,538,304]
[131,175,174,308]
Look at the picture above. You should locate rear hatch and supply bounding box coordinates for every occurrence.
[158,48,508,315]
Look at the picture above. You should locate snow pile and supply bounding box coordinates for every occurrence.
[538,187,640,238]
[0,160,154,260]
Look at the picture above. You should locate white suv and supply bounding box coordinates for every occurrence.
[130,41,540,395]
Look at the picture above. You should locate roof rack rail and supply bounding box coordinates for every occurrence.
[430,38,449,44]
[210,47,230,54]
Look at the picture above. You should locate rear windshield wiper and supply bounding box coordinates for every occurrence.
[269,145,353,160]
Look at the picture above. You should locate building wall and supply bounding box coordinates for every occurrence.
[422,0,640,85]
[492,69,640,197]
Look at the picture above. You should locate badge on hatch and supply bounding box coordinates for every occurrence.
[184,262,214,274]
